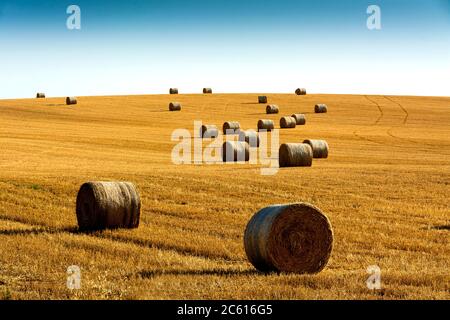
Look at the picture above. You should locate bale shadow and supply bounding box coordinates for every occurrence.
[430,225,450,231]
[45,104,66,107]
[138,269,260,279]
[0,226,79,236]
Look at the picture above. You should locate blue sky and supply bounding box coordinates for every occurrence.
[0,0,449,98]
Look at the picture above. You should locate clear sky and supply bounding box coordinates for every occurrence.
[0,0,449,98]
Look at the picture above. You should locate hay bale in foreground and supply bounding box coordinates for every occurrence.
[36,93,45,98]
[257,119,274,132]
[303,139,329,158]
[76,182,141,231]
[291,114,306,125]
[201,124,219,138]
[244,202,333,273]
[223,121,240,135]
[280,116,296,129]
[266,105,279,114]
[203,88,213,94]
[66,97,77,105]
[315,104,328,113]
[239,130,260,148]
[222,141,250,162]
[169,102,181,111]
[279,143,313,167]
[295,88,307,95]
[169,88,178,94]
[258,96,268,104]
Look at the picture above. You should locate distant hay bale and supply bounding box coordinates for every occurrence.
[66,97,77,105]
[36,93,45,98]
[257,119,274,132]
[222,141,250,162]
[315,104,328,113]
[76,181,141,231]
[266,105,279,114]
[169,102,181,111]
[291,114,306,125]
[279,143,313,167]
[223,121,241,135]
[169,88,179,94]
[201,124,219,138]
[295,88,307,95]
[244,202,333,273]
[280,116,296,129]
[203,88,213,94]
[239,130,260,148]
[303,139,329,158]
[258,96,268,104]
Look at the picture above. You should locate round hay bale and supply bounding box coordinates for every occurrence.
[295,88,307,95]
[303,139,329,158]
[200,124,219,138]
[66,97,77,105]
[291,114,306,125]
[315,104,328,113]
[203,88,213,94]
[257,119,274,132]
[266,105,279,114]
[36,93,45,98]
[223,121,241,135]
[258,96,268,104]
[169,88,179,94]
[244,202,333,273]
[222,141,250,162]
[239,130,260,148]
[278,143,313,167]
[280,116,296,129]
[76,182,141,231]
[169,102,181,111]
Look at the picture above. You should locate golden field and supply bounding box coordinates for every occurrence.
[0,93,449,300]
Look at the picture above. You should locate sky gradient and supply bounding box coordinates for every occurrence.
[0,0,449,98]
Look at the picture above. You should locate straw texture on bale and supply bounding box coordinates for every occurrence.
[303,139,329,158]
[291,114,306,125]
[278,143,313,167]
[239,130,260,148]
[66,97,77,105]
[244,202,333,273]
[169,88,179,94]
[201,124,219,138]
[203,88,213,94]
[258,96,268,104]
[169,102,181,111]
[280,116,297,129]
[222,141,250,162]
[295,88,307,95]
[257,119,274,132]
[266,105,279,114]
[36,93,45,98]
[315,104,328,113]
[223,121,241,135]
[76,182,141,231]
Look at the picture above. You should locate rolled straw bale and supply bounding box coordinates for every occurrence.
[66,97,77,105]
[76,182,141,231]
[169,88,179,94]
[222,141,250,162]
[200,124,219,138]
[258,96,268,104]
[257,119,274,132]
[36,93,45,98]
[303,139,329,158]
[203,88,213,94]
[223,121,241,135]
[278,143,313,167]
[295,88,307,95]
[244,202,333,273]
[169,102,181,111]
[239,130,260,148]
[315,104,328,113]
[291,114,306,125]
[266,105,279,114]
[280,116,296,129]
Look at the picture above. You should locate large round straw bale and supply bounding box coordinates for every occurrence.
[222,141,250,162]
[203,88,213,94]
[36,93,45,98]
[279,143,313,167]
[280,116,296,129]
[303,139,329,158]
[223,121,241,135]
[169,102,181,111]
[266,105,279,114]
[257,119,274,132]
[244,202,333,273]
[201,124,219,138]
[66,97,77,105]
[258,96,268,104]
[315,104,328,113]
[76,182,141,231]
[295,88,307,95]
[169,88,179,94]
[239,130,260,148]
[291,114,306,125]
